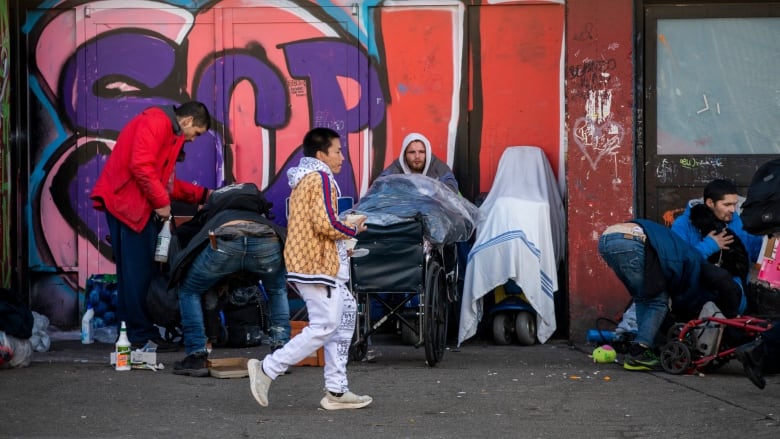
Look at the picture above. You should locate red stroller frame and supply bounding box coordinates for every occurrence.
[660,315,773,375]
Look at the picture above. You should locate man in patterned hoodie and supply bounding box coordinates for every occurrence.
[248,127,373,410]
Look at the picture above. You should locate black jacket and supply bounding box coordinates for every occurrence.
[167,183,286,287]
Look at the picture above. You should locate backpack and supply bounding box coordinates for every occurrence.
[175,183,276,248]
[146,272,183,342]
[147,271,270,346]
[220,273,269,348]
[741,158,780,235]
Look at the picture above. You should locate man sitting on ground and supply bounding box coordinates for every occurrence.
[671,179,763,314]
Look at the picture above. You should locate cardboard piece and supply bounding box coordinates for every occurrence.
[208,357,249,378]
[109,350,157,367]
[291,321,325,367]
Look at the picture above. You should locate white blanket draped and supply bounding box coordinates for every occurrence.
[458,146,565,345]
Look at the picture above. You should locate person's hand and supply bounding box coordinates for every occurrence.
[197,189,213,211]
[154,206,172,221]
[352,215,368,233]
[708,229,734,250]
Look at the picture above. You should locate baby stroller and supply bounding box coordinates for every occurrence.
[659,302,773,374]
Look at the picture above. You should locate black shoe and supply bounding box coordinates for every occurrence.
[735,339,766,390]
[623,343,660,371]
[173,352,209,377]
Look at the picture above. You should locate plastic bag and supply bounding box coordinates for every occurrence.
[29,311,51,352]
[350,174,482,244]
[0,330,32,368]
[616,302,637,335]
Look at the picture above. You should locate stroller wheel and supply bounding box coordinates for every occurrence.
[660,341,693,374]
[666,323,685,341]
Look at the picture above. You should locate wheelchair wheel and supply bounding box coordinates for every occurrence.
[400,319,420,345]
[514,311,536,346]
[424,259,448,366]
[660,341,692,374]
[350,337,368,362]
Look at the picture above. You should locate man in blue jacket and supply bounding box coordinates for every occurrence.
[599,219,742,371]
[671,179,763,314]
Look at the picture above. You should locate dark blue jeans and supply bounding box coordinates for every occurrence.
[598,233,669,348]
[178,234,290,355]
[106,212,160,343]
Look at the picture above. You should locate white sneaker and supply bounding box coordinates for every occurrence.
[248,359,271,407]
[319,391,373,410]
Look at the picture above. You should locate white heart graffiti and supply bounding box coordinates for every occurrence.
[572,89,624,170]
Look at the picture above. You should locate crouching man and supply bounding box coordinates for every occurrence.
[169,183,290,376]
[598,219,743,371]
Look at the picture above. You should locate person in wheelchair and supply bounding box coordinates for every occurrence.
[379,132,459,194]
[167,183,290,377]
[599,219,744,372]
[377,132,463,288]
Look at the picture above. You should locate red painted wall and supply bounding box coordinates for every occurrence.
[565,0,636,337]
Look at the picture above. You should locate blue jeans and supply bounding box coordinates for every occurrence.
[598,233,669,348]
[178,235,290,355]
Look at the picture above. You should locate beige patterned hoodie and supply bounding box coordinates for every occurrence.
[284,157,357,287]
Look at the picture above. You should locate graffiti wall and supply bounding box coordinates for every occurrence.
[17,0,564,327]
[565,0,635,337]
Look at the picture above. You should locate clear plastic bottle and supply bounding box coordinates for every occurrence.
[154,217,172,263]
[81,303,95,344]
[115,321,132,371]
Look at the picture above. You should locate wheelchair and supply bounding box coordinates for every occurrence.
[349,215,458,367]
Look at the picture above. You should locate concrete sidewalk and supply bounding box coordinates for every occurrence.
[1,334,778,439]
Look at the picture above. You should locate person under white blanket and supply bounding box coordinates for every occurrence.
[458,146,564,346]
[459,197,558,345]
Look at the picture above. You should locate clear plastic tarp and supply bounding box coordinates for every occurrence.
[347,174,482,245]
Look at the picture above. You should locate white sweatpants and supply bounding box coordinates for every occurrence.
[262,281,356,393]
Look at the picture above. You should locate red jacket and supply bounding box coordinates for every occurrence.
[90,106,207,233]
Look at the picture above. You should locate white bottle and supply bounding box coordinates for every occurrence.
[154,217,172,263]
[115,321,132,371]
[81,303,95,344]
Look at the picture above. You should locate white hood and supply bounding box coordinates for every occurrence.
[399,132,432,176]
[287,156,335,190]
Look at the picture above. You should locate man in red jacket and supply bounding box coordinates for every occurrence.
[91,101,212,351]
